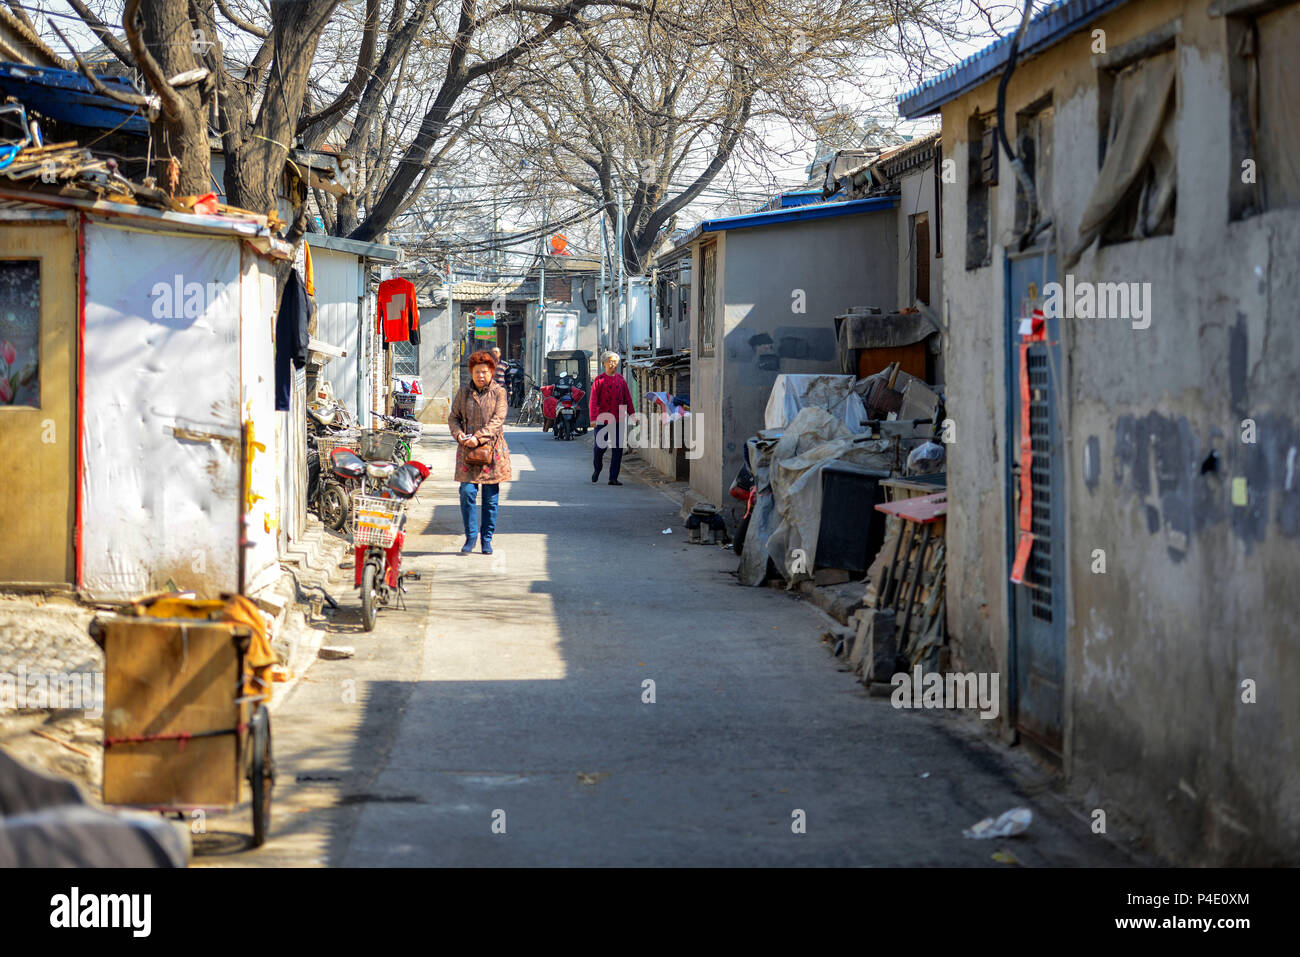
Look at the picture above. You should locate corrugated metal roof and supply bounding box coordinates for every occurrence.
[677,195,898,247]
[302,230,401,262]
[896,0,1133,118]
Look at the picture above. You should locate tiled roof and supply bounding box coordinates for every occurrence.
[896,0,1133,118]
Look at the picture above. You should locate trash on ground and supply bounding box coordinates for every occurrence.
[318,645,355,660]
[963,807,1032,839]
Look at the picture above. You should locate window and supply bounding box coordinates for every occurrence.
[390,340,419,377]
[1014,98,1054,238]
[677,261,690,326]
[965,112,997,270]
[933,146,944,259]
[1223,0,1300,219]
[1063,22,1181,268]
[698,242,717,356]
[910,212,931,306]
[0,260,40,407]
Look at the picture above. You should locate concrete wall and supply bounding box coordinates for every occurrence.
[689,211,897,509]
[936,0,1300,863]
[417,302,456,423]
[897,164,945,385]
[689,231,727,507]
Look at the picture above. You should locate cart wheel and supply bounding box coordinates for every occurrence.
[249,705,273,847]
[360,562,378,631]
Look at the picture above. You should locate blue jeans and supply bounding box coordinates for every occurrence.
[459,482,499,547]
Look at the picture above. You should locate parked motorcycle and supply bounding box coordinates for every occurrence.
[504,360,525,407]
[351,460,430,631]
[542,376,585,441]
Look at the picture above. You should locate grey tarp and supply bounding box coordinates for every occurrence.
[764,374,870,432]
[738,406,893,586]
[1065,50,1176,267]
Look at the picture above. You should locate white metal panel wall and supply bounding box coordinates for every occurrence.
[311,247,363,415]
[82,223,242,600]
[240,245,280,594]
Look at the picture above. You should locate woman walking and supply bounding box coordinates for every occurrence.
[590,351,634,486]
[450,350,512,554]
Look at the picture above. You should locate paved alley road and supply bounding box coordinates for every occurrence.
[197,425,1136,867]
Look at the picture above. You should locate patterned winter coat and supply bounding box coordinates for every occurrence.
[450,381,512,484]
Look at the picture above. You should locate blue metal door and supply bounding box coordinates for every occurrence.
[1005,250,1066,756]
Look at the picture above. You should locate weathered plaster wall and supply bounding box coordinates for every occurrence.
[938,0,1300,863]
[689,231,726,507]
[897,165,946,385]
[689,213,896,509]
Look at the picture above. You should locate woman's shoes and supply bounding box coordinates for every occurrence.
[460,541,475,554]
[481,543,493,555]
[608,479,623,486]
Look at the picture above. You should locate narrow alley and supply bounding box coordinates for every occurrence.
[193,428,1133,867]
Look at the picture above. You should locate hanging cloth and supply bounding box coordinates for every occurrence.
[377,277,420,344]
[304,241,315,296]
[275,270,310,411]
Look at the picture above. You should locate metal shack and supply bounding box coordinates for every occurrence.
[0,189,291,600]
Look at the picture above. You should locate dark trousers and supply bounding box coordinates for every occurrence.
[593,422,624,480]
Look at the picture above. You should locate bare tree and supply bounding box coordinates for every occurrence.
[483,0,998,274]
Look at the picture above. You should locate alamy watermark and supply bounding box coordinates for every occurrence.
[1041,274,1152,330]
[0,666,103,718]
[592,411,704,459]
[891,667,999,720]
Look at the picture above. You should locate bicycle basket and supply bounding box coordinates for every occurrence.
[351,494,404,548]
[360,429,403,461]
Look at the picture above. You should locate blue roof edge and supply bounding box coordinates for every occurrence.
[895,0,1133,118]
[680,196,898,247]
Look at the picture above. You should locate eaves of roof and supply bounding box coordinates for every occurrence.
[302,230,401,262]
[896,0,1133,119]
[676,195,898,248]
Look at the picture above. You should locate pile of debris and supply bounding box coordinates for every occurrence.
[0,138,172,204]
[730,360,951,688]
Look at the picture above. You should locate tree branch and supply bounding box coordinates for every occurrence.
[66,0,135,68]
[215,0,269,37]
[296,0,379,136]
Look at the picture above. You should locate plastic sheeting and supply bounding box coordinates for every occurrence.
[738,406,893,586]
[763,374,869,433]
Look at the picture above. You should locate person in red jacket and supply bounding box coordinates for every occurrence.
[590,351,634,485]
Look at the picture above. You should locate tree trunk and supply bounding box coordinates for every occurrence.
[139,0,209,195]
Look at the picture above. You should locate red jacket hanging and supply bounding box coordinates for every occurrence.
[377,277,420,344]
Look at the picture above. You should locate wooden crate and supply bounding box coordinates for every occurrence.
[99,618,245,807]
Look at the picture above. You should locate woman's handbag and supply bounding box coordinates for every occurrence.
[465,435,496,466]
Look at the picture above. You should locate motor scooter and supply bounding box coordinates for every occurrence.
[351,460,430,630]
[542,377,585,441]
[324,446,396,532]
